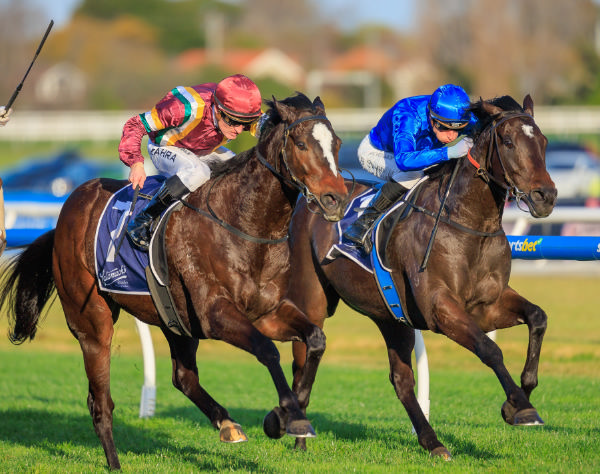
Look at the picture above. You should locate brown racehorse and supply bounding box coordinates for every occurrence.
[284,95,557,457]
[0,93,349,470]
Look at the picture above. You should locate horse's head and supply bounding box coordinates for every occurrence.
[470,95,557,218]
[261,93,349,222]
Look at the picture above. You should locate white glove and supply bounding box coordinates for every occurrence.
[447,137,473,159]
[0,106,12,126]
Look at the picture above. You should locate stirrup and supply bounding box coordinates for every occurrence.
[127,215,154,251]
[343,222,374,253]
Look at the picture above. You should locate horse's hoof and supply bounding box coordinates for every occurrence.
[294,437,308,451]
[513,408,544,426]
[430,446,452,461]
[263,408,286,439]
[286,419,316,438]
[219,420,248,443]
[501,400,518,425]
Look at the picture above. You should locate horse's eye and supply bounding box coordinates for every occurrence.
[502,137,514,148]
[296,141,306,150]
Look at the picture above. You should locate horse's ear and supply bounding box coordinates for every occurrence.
[481,98,504,117]
[272,95,294,123]
[313,96,325,114]
[523,94,534,117]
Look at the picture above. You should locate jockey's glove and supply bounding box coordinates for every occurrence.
[0,106,12,126]
[447,137,473,159]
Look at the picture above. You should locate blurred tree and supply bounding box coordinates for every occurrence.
[231,0,341,69]
[44,15,172,109]
[418,0,600,104]
[0,1,48,108]
[75,0,241,54]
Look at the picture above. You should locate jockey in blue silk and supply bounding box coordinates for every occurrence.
[344,84,477,252]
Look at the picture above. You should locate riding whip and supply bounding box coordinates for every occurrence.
[419,142,463,272]
[114,185,140,258]
[3,19,54,112]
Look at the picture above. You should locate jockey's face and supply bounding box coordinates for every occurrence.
[430,118,460,144]
[217,109,245,140]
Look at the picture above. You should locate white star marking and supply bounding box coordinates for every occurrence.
[522,124,535,138]
[312,122,338,176]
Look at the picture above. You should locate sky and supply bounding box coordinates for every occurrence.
[25,0,417,32]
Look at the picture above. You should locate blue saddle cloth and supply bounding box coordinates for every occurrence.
[326,186,412,326]
[326,188,379,272]
[94,176,165,294]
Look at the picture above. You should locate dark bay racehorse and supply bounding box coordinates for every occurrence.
[285,95,557,457]
[0,93,349,470]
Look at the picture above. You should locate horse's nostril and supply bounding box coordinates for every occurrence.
[532,187,557,205]
[321,194,338,209]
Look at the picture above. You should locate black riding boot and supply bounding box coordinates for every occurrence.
[343,181,407,253]
[127,175,189,251]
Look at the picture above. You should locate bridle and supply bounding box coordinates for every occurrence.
[466,111,535,210]
[417,111,534,270]
[256,114,341,217]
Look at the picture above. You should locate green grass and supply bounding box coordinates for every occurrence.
[0,275,598,471]
[0,351,598,472]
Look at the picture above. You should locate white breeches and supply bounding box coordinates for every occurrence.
[147,142,236,192]
[357,135,424,189]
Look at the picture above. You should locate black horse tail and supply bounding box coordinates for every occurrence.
[0,230,56,344]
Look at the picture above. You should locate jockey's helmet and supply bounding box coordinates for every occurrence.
[214,74,262,123]
[428,84,471,130]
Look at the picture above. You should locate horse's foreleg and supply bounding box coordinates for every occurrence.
[255,298,327,450]
[375,319,451,459]
[257,298,326,410]
[161,329,247,443]
[432,294,543,426]
[492,286,547,400]
[206,298,315,439]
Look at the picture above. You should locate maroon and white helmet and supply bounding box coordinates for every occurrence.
[214,74,262,123]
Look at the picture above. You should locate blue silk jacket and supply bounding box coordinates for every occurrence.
[369,95,477,171]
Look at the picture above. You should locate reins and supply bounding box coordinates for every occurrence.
[417,111,531,270]
[181,113,332,244]
[180,180,289,244]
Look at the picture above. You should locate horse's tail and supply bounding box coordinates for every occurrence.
[0,229,56,344]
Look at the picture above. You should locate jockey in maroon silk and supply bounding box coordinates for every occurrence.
[119,74,263,250]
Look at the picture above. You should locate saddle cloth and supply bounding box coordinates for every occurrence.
[94,176,166,294]
[325,184,423,326]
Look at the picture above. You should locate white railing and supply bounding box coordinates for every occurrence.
[3,106,600,140]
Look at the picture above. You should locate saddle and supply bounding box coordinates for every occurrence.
[325,178,428,327]
[145,203,192,337]
[94,179,191,337]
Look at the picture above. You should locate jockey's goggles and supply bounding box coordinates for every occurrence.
[430,110,469,131]
[218,108,258,130]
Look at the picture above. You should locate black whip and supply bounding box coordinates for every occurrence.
[4,19,54,112]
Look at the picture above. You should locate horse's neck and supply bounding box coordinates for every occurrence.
[236,144,299,233]
[440,159,506,233]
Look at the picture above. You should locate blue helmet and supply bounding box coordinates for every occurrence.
[428,84,471,129]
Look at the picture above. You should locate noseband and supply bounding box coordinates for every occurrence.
[256,114,336,217]
[467,112,534,208]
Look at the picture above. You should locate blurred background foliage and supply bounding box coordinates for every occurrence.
[1,0,600,112]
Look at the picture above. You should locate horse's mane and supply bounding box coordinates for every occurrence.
[210,92,317,178]
[469,95,524,136]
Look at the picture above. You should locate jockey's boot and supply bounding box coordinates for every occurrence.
[127,175,189,251]
[343,181,407,254]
